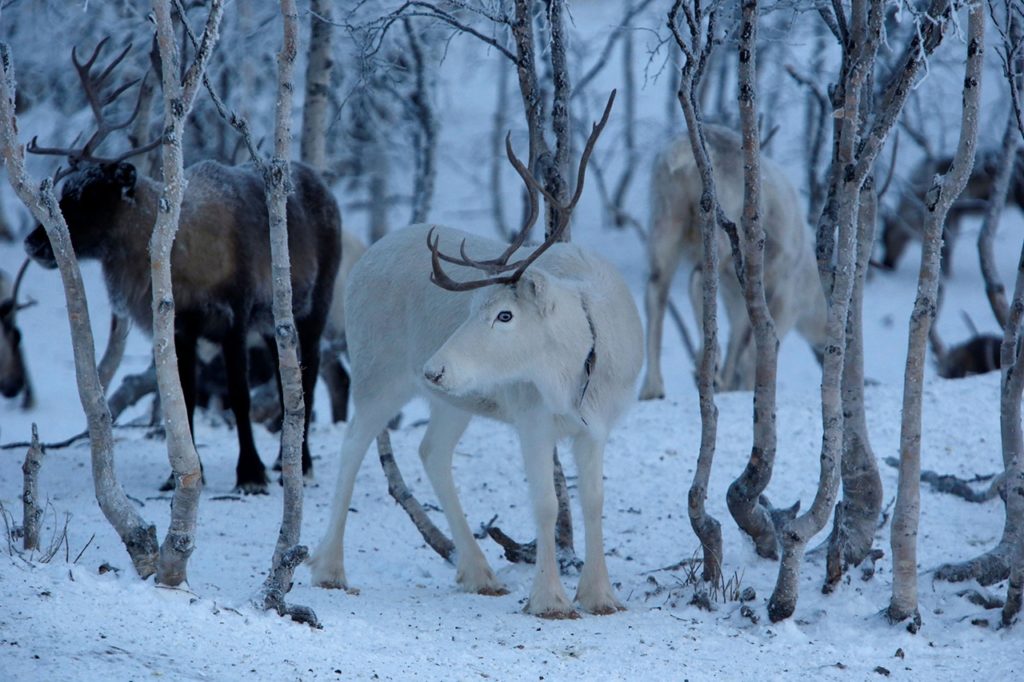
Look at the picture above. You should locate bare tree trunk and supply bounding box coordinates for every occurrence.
[825,178,883,591]
[977,117,1020,330]
[404,18,437,224]
[490,58,513,239]
[725,0,783,562]
[97,313,131,394]
[768,0,880,623]
[129,70,159,178]
[888,3,983,625]
[544,0,571,238]
[611,24,636,227]
[670,0,724,585]
[21,424,42,552]
[300,0,332,173]
[0,43,159,578]
[367,135,390,243]
[151,0,225,587]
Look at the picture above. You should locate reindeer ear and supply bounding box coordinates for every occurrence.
[520,271,555,316]
[113,162,137,196]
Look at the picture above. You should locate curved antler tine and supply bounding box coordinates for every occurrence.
[504,132,560,209]
[6,257,31,321]
[72,37,110,72]
[566,89,616,211]
[96,42,133,87]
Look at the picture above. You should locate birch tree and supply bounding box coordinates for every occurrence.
[888,1,983,625]
[936,0,1024,595]
[150,0,225,586]
[668,0,725,585]
[254,0,318,626]
[0,36,159,579]
[301,0,332,173]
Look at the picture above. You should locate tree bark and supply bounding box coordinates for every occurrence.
[768,0,881,623]
[888,3,983,624]
[151,0,225,586]
[97,313,131,394]
[258,0,309,598]
[404,18,437,224]
[977,116,1021,330]
[726,0,784,563]
[300,0,332,173]
[0,41,159,579]
[825,177,883,591]
[21,424,42,552]
[670,0,724,585]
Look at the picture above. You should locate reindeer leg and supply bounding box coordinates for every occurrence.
[572,432,623,615]
[640,228,683,400]
[519,418,576,618]
[224,326,268,495]
[297,317,323,479]
[419,399,504,594]
[320,348,350,422]
[160,322,201,491]
[309,384,411,590]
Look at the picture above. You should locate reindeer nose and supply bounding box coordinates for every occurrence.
[425,366,445,385]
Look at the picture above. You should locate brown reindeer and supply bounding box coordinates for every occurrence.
[0,258,34,408]
[23,40,341,493]
[880,148,1024,275]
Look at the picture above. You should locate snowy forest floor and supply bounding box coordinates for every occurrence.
[2,3,1024,678]
[1,213,1022,680]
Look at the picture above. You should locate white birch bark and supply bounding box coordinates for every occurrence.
[151,0,225,586]
[669,0,724,584]
[888,3,984,625]
[0,40,159,578]
[21,424,42,552]
[726,0,784,562]
[300,0,332,172]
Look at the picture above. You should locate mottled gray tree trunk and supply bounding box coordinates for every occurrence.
[669,0,724,584]
[151,0,225,586]
[0,40,159,578]
[300,0,332,173]
[889,3,983,625]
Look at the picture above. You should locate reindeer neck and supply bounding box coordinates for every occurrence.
[100,175,161,333]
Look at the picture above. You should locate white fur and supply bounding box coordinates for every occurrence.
[640,125,828,396]
[309,224,643,617]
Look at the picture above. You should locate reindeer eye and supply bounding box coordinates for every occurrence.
[495,311,513,323]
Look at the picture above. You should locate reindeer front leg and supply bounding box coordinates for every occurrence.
[572,432,623,615]
[419,400,505,595]
[519,420,577,618]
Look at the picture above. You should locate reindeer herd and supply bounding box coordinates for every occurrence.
[2,38,1021,619]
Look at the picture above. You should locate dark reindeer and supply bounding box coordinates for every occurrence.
[0,258,35,408]
[24,40,341,493]
[880,148,1024,275]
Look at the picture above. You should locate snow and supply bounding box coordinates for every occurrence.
[2,3,1024,680]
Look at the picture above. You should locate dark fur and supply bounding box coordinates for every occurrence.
[881,148,1024,274]
[937,334,1002,379]
[25,160,341,493]
[0,272,31,405]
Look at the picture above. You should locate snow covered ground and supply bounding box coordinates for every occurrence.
[2,3,1023,680]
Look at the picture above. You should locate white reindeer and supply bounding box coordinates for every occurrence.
[640,125,827,397]
[309,99,643,618]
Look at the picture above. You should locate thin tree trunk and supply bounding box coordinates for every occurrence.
[726,0,783,562]
[404,18,437,224]
[21,424,42,552]
[151,0,225,587]
[768,0,880,623]
[97,313,131,394]
[367,134,390,243]
[670,0,724,585]
[545,0,571,238]
[611,25,636,227]
[825,177,883,591]
[254,2,318,628]
[300,0,332,172]
[888,4,983,624]
[977,115,1020,330]
[490,58,512,239]
[0,42,159,578]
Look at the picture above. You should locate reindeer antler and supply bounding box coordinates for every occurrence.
[0,258,35,322]
[428,90,616,292]
[26,38,160,182]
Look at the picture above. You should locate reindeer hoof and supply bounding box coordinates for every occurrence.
[580,600,625,616]
[638,382,665,401]
[527,604,581,620]
[234,481,269,495]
